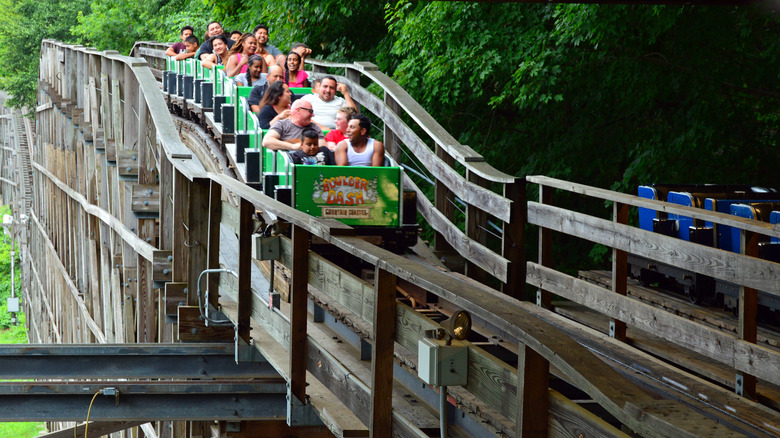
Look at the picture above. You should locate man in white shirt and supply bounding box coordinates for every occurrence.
[301,76,357,131]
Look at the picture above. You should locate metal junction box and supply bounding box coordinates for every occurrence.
[417,338,468,387]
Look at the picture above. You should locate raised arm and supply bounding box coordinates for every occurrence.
[371,140,385,167]
[200,53,218,69]
[174,51,196,61]
[225,54,247,78]
[336,83,357,112]
[261,129,301,151]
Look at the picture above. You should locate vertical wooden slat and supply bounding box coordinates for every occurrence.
[516,343,549,437]
[172,169,190,286]
[206,181,222,309]
[289,224,310,403]
[737,229,759,400]
[537,185,552,309]
[370,266,396,437]
[466,170,488,283]
[187,178,209,306]
[236,198,253,344]
[611,202,628,342]
[383,93,402,163]
[434,145,455,254]
[502,178,526,300]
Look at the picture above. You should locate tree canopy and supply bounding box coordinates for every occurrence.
[0,0,776,192]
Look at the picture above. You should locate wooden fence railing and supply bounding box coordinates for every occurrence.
[23,39,780,437]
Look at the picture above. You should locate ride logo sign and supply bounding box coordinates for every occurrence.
[293,165,401,227]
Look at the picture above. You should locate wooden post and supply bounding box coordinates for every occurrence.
[206,181,222,310]
[383,93,402,163]
[465,170,488,283]
[737,229,759,400]
[516,343,549,437]
[537,185,552,309]
[187,178,210,307]
[370,266,396,437]
[172,169,190,285]
[289,225,310,402]
[434,144,455,255]
[502,178,526,300]
[237,198,253,344]
[611,202,628,342]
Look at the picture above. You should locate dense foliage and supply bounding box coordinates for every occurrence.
[0,1,776,269]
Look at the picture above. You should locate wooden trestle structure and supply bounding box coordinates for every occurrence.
[0,39,778,437]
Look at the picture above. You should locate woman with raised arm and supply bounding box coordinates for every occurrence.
[257,81,293,129]
[225,33,262,78]
[200,35,230,69]
[235,55,266,87]
[284,51,309,88]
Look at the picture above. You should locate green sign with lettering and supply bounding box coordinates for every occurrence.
[293,165,401,227]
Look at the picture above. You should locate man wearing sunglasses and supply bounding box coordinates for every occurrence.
[262,100,326,151]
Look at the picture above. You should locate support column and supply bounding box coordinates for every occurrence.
[370,266,396,437]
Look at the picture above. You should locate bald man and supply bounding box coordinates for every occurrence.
[262,99,326,151]
[248,65,285,113]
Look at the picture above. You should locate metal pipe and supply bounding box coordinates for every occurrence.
[440,385,447,438]
[197,268,237,325]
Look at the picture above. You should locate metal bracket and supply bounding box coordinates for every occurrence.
[234,333,263,364]
[286,384,323,427]
[735,373,744,396]
[536,290,542,306]
[609,321,616,338]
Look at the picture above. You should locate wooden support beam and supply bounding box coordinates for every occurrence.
[237,198,253,344]
[465,170,488,283]
[207,181,223,310]
[502,178,526,300]
[187,178,210,306]
[737,229,759,400]
[537,185,553,309]
[434,144,455,255]
[290,224,310,403]
[610,202,628,342]
[137,218,156,342]
[516,343,549,437]
[370,266,396,437]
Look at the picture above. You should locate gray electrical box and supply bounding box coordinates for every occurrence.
[418,338,468,387]
[7,297,19,313]
[253,235,280,260]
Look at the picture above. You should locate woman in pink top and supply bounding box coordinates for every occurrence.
[225,33,262,78]
[284,51,309,88]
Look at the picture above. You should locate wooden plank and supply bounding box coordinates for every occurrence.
[131,184,160,214]
[36,421,146,438]
[611,202,628,341]
[527,201,780,295]
[137,219,156,342]
[502,179,525,299]
[152,250,172,283]
[330,236,736,437]
[164,282,187,318]
[517,344,549,437]
[187,178,210,305]
[30,211,106,343]
[738,229,760,400]
[404,174,508,282]
[206,181,222,309]
[237,198,253,343]
[526,175,780,239]
[290,225,311,402]
[177,306,233,342]
[526,262,780,387]
[31,160,155,260]
[537,185,553,309]
[370,267,396,437]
